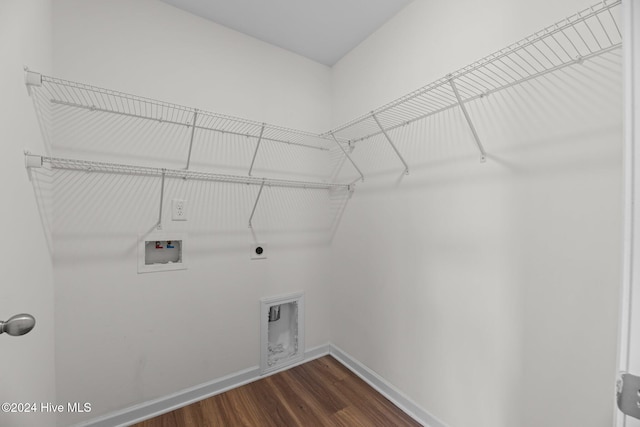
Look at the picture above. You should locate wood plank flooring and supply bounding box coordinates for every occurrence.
[131,355,421,427]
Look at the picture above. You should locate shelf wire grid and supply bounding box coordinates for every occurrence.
[35,76,333,152]
[39,156,347,191]
[327,0,622,143]
[27,0,622,182]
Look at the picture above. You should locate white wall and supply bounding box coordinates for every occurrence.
[330,1,622,427]
[0,1,57,427]
[50,0,334,424]
[39,0,623,426]
[53,0,331,133]
[619,1,640,426]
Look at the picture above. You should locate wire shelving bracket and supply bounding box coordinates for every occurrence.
[185,109,198,170]
[330,132,364,183]
[448,76,486,162]
[371,112,410,175]
[248,124,266,176]
[248,179,266,229]
[157,169,166,230]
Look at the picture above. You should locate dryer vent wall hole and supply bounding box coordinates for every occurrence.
[268,305,280,322]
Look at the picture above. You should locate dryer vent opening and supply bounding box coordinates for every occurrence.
[260,292,305,374]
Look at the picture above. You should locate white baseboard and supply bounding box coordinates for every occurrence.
[328,343,447,427]
[71,343,444,427]
[71,344,331,427]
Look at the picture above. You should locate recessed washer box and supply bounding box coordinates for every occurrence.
[138,233,187,273]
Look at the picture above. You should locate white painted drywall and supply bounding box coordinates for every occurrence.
[330,1,622,427]
[51,0,334,424]
[0,1,57,426]
[618,0,640,426]
[38,0,623,425]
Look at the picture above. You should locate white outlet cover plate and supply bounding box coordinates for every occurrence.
[251,243,267,260]
[172,199,187,221]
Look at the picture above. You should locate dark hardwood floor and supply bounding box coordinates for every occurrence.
[131,355,421,426]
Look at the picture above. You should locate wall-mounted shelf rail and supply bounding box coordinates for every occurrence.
[24,154,346,190]
[325,0,621,163]
[25,153,348,229]
[24,72,334,163]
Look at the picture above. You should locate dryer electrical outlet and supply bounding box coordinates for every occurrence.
[172,199,187,221]
[251,243,267,260]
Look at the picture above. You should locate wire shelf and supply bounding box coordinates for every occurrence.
[32,155,347,191]
[326,0,622,143]
[24,0,623,182]
[35,75,333,152]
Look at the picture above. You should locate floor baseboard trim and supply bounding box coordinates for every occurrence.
[72,365,260,427]
[72,344,331,427]
[72,342,444,427]
[329,343,447,427]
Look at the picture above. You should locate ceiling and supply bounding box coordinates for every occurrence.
[159,0,413,66]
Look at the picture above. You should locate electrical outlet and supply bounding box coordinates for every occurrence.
[172,199,187,221]
[250,243,267,260]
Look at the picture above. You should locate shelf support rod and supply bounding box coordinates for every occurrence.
[157,169,166,230]
[371,112,409,175]
[448,76,487,162]
[185,109,199,170]
[248,179,266,229]
[248,124,265,176]
[330,133,364,182]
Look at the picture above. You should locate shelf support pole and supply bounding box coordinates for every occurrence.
[330,133,364,182]
[185,109,199,170]
[248,179,266,229]
[156,169,166,230]
[448,76,487,162]
[371,112,409,175]
[248,124,265,176]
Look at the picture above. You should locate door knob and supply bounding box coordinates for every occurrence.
[617,372,640,420]
[0,314,36,336]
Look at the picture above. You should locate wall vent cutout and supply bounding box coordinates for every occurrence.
[138,233,187,273]
[260,292,304,374]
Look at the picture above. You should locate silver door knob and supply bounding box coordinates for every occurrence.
[0,314,36,336]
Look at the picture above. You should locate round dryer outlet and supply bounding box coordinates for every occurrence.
[251,243,267,260]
